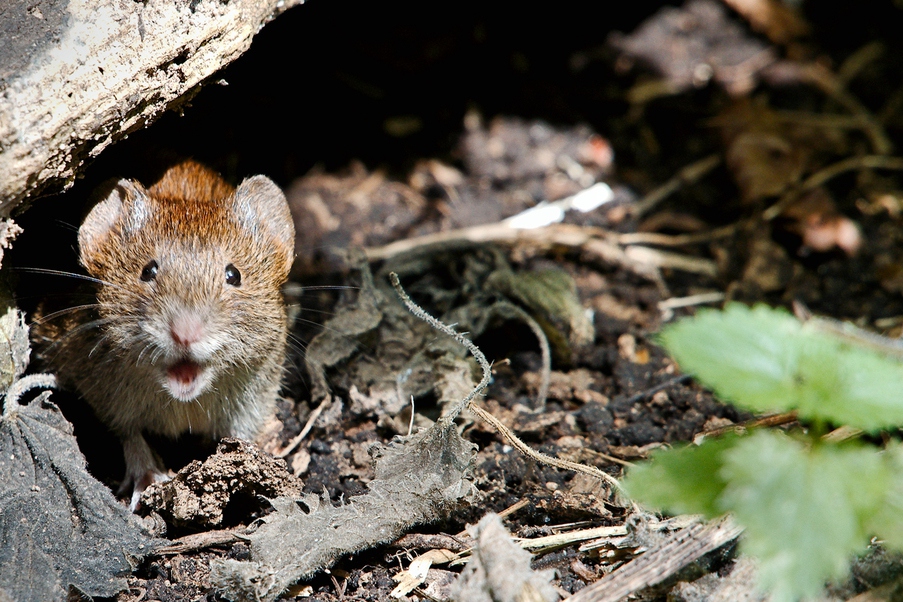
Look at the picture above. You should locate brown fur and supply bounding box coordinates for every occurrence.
[41,160,295,508]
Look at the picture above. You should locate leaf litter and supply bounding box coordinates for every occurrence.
[14,0,903,598]
[0,305,159,602]
[210,416,478,602]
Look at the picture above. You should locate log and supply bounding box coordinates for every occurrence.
[0,0,303,214]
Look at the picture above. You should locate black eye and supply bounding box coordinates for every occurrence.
[140,260,158,282]
[225,264,241,286]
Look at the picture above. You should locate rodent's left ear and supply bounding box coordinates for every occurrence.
[233,175,296,270]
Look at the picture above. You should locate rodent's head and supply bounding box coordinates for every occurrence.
[78,162,295,402]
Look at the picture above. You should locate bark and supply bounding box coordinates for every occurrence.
[0,0,303,214]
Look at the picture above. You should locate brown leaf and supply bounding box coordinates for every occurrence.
[722,0,810,45]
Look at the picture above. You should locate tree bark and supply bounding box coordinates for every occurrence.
[0,0,302,214]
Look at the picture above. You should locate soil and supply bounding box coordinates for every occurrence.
[9,0,903,600]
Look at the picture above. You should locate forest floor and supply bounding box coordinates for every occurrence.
[12,1,903,601]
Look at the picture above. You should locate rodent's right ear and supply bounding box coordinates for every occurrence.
[79,178,151,269]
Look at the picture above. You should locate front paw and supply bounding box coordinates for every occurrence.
[124,469,171,512]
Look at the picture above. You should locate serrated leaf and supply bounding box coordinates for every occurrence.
[0,393,161,602]
[623,435,736,517]
[794,333,903,431]
[659,303,903,431]
[719,430,887,602]
[864,444,903,550]
[659,304,804,412]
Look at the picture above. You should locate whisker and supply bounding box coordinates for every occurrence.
[31,304,101,325]
[289,307,341,318]
[53,219,80,233]
[12,267,132,294]
[292,316,370,340]
[294,285,360,292]
[42,317,115,349]
[286,333,309,353]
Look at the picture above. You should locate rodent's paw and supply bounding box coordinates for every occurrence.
[127,469,171,512]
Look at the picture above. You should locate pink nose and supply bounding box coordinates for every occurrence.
[170,314,205,348]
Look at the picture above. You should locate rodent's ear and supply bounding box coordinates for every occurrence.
[79,178,151,270]
[233,175,296,272]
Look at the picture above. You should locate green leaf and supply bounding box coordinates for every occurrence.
[623,435,736,517]
[659,304,804,413]
[659,303,903,431]
[719,430,888,602]
[795,334,903,431]
[864,444,903,550]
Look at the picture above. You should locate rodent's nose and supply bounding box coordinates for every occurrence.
[169,313,206,349]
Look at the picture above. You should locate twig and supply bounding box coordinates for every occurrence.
[803,62,893,155]
[155,528,247,556]
[623,245,718,277]
[491,301,551,408]
[275,395,332,459]
[614,374,692,407]
[773,110,880,131]
[580,448,635,468]
[516,525,629,551]
[454,499,530,540]
[563,516,743,602]
[446,523,630,567]
[763,155,903,221]
[658,292,726,320]
[497,498,531,520]
[367,223,671,289]
[468,403,621,490]
[694,411,799,443]
[630,154,721,217]
[658,292,725,312]
[822,425,863,443]
[389,272,622,493]
[614,223,739,247]
[836,42,885,88]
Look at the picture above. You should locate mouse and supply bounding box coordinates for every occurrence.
[36,160,295,509]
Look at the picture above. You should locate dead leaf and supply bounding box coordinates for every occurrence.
[609,0,776,96]
[209,417,477,602]
[0,393,159,601]
[0,220,22,272]
[449,513,559,602]
[485,266,594,362]
[717,99,849,202]
[286,162,426,276]
[722,0,809,45]
[0,305,29,392]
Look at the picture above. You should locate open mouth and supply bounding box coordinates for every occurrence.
[165,359,210,401]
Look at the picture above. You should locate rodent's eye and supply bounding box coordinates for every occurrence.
[225,264,242,287]
[140,260,158,282]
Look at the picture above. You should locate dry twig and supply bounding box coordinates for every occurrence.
[563,517,743,602]
[630,154,722,217]
[763,155,903,221]
[274,395,333,459]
